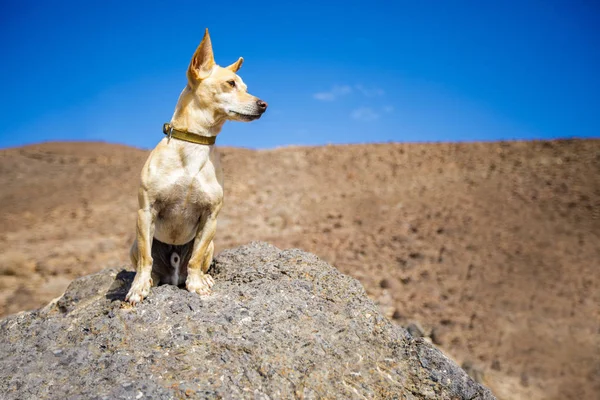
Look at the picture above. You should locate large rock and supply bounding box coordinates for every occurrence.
[0,242,495,399]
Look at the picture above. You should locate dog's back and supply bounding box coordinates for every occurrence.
[151,238,194,286]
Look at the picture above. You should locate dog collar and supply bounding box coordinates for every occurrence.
[163,123,216,145]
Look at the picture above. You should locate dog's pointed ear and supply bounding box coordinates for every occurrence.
[226,57,244,73]
[187,28,215,82]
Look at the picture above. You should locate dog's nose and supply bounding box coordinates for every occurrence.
[256,99,268,112]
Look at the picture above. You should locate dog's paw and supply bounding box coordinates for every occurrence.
[186,273,215,296]
[125,275,153,305]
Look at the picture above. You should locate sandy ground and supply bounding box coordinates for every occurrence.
[0,139,598,399]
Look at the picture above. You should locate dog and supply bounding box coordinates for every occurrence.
[125,29,267,304]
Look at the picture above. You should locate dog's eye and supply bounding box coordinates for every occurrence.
[227,80,236,88]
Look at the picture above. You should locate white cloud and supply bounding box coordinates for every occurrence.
[351,107,380,121]
[313,84,385,101]
[355,84,385,97]
[313,85,352,101]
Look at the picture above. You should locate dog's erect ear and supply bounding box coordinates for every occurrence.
[226,57,244,73]
[187,28,215,82]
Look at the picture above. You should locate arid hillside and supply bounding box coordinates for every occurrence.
[0,139,598,400]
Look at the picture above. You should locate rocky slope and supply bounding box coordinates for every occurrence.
[0,139,598,399]
[0,242,495,400]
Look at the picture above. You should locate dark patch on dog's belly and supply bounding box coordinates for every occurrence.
[151,237,194,286]
[154,200,202,244]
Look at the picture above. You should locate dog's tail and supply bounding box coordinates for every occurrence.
[151,238,194,286]
[170,252,181,269]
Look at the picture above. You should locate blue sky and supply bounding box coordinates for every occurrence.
[1,0,598,149]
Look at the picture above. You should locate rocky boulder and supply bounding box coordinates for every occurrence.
[0,242,495,399]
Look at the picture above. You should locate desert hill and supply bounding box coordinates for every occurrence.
[0,139,598,399]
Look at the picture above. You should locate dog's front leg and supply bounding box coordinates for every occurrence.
[126,203,156,304]
[186,205,221,295]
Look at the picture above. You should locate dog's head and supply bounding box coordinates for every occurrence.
[186,29,267,122]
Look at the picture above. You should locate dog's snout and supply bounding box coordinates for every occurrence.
[256,99,268,112]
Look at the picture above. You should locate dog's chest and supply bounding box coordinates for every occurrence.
[166,171,218,205]
[152,144,221,206]
[156,156,222,209]
[150,146,223,245]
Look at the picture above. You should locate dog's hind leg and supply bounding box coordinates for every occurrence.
[129,239,138,267]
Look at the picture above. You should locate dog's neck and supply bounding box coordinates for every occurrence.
[169,86,226,138]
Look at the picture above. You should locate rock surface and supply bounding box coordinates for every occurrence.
[0,242,494,399]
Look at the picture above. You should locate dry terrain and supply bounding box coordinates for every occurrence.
[0,139,598,399]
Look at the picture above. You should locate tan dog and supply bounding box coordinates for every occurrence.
[126,29,267,304]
